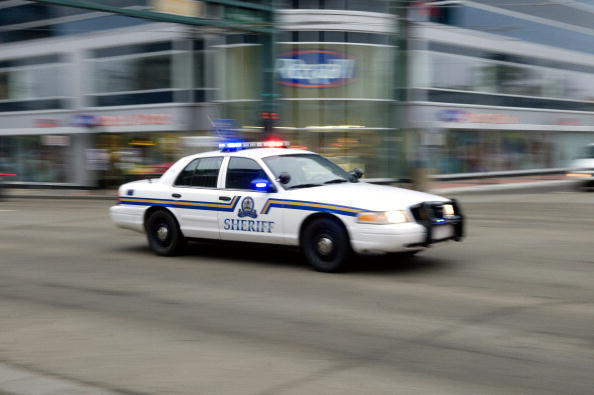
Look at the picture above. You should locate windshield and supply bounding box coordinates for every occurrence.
[263,154,354,189]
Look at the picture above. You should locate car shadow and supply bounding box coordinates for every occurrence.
[350,253,453,274]
[184,241,451,275]
[113,241,451,275]
[184,240,305,269]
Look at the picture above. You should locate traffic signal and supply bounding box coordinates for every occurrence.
[259,111,279,134]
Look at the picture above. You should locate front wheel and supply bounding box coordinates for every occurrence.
[145,210,185,256]
[302,217,352,272]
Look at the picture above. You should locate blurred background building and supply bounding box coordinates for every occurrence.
[1,0,594,187]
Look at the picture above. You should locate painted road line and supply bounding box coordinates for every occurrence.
[0,362,126,395]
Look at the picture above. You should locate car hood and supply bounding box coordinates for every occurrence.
[283,182,450,212]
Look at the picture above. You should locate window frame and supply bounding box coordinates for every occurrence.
[173,156,224,189]
[222,156,275,192]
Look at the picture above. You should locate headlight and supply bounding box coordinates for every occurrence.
[567,171,592,178]
[442,204,455,216]
[357,210,409,224]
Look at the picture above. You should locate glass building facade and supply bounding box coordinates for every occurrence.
[2,0,594,185]
[407,0,594,175]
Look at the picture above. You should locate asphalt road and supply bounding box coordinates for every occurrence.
[0,191,593,395]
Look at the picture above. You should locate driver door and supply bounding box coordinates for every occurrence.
[218,157,284,244]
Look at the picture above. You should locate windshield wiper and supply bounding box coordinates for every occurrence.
[323,178,348,184]
[288,183,322,189]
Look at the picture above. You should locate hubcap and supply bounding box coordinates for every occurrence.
[156,225,169,242]
[317,236,334,256]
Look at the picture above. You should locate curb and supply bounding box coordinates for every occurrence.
[4,194,115,201]
[0,362,126,395]
[430,179,574,195]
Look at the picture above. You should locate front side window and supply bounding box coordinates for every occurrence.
[175,156,222,187]
[225,157,270,190]
[263,153,353,189]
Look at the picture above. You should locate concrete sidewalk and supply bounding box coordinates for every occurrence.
[430,174,575,194]
[0,174,575,200]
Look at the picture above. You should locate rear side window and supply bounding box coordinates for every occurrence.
[225,157,270,190]
[174,157,222,187]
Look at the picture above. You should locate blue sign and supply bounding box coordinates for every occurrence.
[213,119,239,141]
[438,109,466,123]
[275,50,355,88]
[70,114,99,127]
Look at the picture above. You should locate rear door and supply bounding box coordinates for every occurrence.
[169,156,233,239]
[218,157,284,244]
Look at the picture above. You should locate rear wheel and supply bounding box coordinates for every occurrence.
[145,210,185,256]
[302,217,352,272]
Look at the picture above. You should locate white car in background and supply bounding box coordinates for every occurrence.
[110,141,464,272]
[567,143,594,189]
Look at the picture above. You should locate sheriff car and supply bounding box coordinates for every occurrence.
[110,141,464,272]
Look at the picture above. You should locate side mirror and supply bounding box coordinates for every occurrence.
[350,168,363,180]
[251,178,276,193]
[277,172,291,185]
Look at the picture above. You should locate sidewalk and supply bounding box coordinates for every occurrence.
[0,175,574,200]
[429,174,574,194]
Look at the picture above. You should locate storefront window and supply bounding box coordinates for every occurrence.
[221,38,398,179]
[94,132,215,186]
[434,130,556,174]
[0,135,71,183]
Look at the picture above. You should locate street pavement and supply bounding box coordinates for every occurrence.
[0,190,593,394]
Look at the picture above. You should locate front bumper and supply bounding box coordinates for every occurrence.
[349,200,464,254]
[406,200,464,248]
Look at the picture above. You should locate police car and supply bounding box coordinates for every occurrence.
[566,143,594,189]
[110,140,464,272]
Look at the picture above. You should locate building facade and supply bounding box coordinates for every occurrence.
[0,0,219,187]
[406,0,594,175]
[2,0,594,186]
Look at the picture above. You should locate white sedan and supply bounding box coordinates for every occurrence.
[110,141,464,272]
[566,143,594,189]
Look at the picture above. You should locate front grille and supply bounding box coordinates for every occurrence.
[410,202,447,223]
[433,205,444,219]
[406,200,465,247]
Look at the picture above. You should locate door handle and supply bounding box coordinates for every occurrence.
[172,193,181,198]
[219,196,231,201]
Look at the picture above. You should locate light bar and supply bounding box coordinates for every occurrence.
[219,140,290,152]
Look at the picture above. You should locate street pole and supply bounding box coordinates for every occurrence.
[259,0,278,137]
[397,1,431,190]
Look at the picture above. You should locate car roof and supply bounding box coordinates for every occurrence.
[185,148,315,161]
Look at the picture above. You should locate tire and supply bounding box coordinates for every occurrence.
[145,209,185,256]
[302,217,352,272]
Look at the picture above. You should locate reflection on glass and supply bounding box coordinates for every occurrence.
[428,51,594,102]
[0,65,66,100]
[93,55,171,93]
